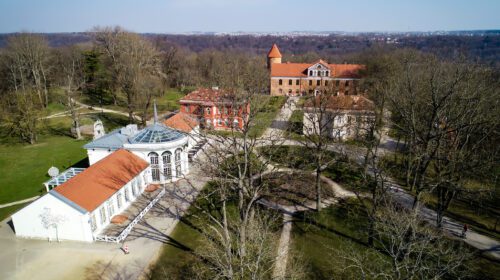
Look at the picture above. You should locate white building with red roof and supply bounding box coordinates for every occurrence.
[12,149,150,242]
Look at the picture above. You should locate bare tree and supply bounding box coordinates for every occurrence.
[386,51,499,226]
[54,45,87,139]
[4,33,51,108]
[93,26,162,123]
[332,201,472,280]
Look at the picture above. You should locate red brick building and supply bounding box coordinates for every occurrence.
[179,88,250,130]
[267,44,365,96]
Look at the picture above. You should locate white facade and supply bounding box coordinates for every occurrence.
[11,193,94,242]
[12,169,149,242]
[303,111,375,140]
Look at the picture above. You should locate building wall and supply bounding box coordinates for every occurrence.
[87,149,113,166]
[303,110,375,140]
[180,102,249,130]
[270,77,359,96]
[89,169,148,235]
[130,147,189,184]
[12,193,93,242]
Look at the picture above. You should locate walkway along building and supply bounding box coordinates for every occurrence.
[267,44,365,96]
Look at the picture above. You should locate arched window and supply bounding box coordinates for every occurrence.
[149,152,160,181]
[149,152,159,165]
[175,148,182,177]
[162,151,172,180]
[279,79,283,85]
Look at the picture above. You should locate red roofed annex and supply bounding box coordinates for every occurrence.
[267,44,365,96]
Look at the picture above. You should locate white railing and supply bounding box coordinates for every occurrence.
[95,187,167,243]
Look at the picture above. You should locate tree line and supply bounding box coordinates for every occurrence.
[0,27,269,144]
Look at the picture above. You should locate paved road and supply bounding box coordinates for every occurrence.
[261,97,297,139]
[0,196,40,209]
[0,168,208,280]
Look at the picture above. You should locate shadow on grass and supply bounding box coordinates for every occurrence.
[292,210,369,249]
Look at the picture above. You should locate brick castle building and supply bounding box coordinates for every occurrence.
[267,44,365,96]
[179,87,250,130]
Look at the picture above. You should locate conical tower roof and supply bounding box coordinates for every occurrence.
[267,44,282,58]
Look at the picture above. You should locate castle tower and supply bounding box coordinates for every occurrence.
[267,44,282,69]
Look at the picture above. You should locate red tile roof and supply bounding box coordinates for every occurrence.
[304,95,375,111]
[268,44,282,58]
[180,88,240,105]
[270,62,364,78]
[164,113,198,133]
[54,149,149,212]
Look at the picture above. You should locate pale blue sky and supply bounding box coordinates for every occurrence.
[0,0,498,33]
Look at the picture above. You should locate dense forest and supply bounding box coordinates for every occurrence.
[1,32,499,67]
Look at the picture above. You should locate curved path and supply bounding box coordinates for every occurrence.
[261,97,500,261]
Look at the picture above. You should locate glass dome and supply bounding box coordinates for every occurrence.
[129,123,185,144]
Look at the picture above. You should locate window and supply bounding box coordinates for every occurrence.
[279,79,282,85]
[164,164,172,179]
[345,80,350,87]
[124,188,130,202]
[288,79,292,85]
[175,148,182,176]
[336,80,340,87]
[279,88,283,94]
[131,182,136,197]
[309,80,312,86]
[149,152,160,181]
[317,80,320,86]
[185,106,190,113]
[325,80,328,86]
[99,207,107,225]
[107,200,114,217]
[117,193,122,209]
[345,90,349,95]
[296,79,299,85]
[295,89,299,94]
[288,89,292,94]
[206,107,211,115]
[218,119,222,126]
[309,89,313,94]
[149,152,159,165]
[90,214,97,231]
[175,149,182,161]
[309,70,312,76]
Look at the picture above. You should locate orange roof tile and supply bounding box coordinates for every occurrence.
[180,87,243,106]
[304,95,375,111]
[268,44,282,58]
[270,62,365,78]
[164,113,198,133]
[54,149,149,212]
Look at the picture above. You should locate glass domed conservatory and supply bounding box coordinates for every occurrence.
[84,105,191,183]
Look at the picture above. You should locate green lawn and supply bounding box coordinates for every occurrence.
[0,135,88,205]
[291,199,500,280]
[148,219,204,279]
[156,88,186,112]
[382,154,500,240]
[249,95,287,137]
[0,112,129,208]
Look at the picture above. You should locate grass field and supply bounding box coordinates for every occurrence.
[291,199,500,280]
[0,112,129,210]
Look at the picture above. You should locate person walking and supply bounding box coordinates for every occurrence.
[461,224,468,238]
[122,243,130,254]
